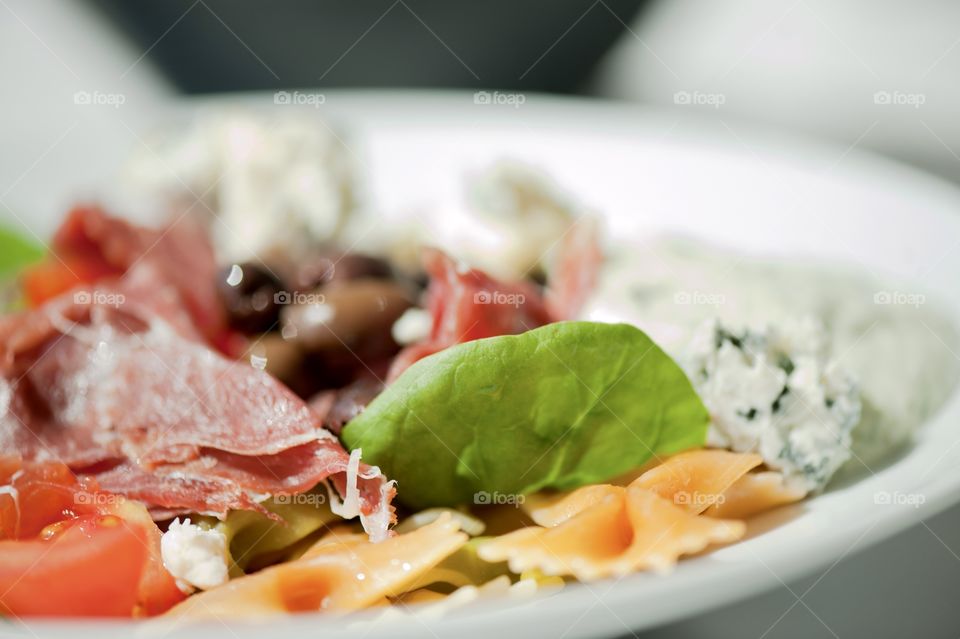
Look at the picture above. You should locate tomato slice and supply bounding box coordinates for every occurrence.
[109,498,186,616]
[20,254,119,307]
[0,458,185,617]
[0,515,147,617]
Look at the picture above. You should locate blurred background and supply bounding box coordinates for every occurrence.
[3,1,959,636]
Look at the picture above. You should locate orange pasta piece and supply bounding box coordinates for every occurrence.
[630,450,763,514]
[524,484,624,527]
[162,514,467,620]
[615,486,745,574]
[705,471,807,519]
[478,487,744,581]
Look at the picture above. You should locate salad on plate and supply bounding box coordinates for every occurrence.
[1,113,954,623]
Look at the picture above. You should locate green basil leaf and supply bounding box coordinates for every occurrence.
[342,321,709,509]
[0,224,43,278]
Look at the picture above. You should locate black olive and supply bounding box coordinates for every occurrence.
[292,253,394,291]
[279,278,413,353]
[217,262,284,333]
[243,333,303,383]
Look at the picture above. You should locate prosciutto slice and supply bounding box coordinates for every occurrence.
[0,283,394,537]
[544,216,603,322]
[49,205,225,339]
[387,219,602,380]
[386,249,551,381]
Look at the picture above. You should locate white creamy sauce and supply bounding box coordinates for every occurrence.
[586,237,960,481]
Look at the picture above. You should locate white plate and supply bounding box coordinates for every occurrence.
[11,91,960,639]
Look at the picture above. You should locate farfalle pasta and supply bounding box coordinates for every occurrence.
[704,471,807,519]
[161,514,468,620]
[629,449,764,513]
[476,450,803,581]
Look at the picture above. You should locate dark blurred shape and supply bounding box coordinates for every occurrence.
[217,262,285,334]
[86,0,646,94]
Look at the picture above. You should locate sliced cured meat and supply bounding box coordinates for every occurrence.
[94,462,269,520]
[386,220,601,381]
[24,205,225,339]
[544,216,603,321]
[419,248,550,345]
[96,438,391,520]
[309,376,385,436]
[385,342,443,383]
[0,284,394,537]
[387,249,551,380]
[3,296,319,466]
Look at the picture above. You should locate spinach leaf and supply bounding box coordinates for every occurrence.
[0,225,43,278]
[342,321,708,509]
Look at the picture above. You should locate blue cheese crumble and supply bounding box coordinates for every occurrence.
[684,318,862,493]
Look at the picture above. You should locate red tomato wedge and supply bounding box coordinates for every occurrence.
[0,458,185,617]
[20,253,119,307]
[0,515,147,617]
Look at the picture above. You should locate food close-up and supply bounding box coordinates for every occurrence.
[4,3,960,638]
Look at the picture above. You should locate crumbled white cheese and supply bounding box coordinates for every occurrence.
[391,307,432,345]
[328,448,363,519]
[324,448,395,543]
[378,162,581,280]
[126,114,354,264]
[358,477,397,545]
[684,317,861,493]
[160,518,230,594]
[460,162,579,279]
